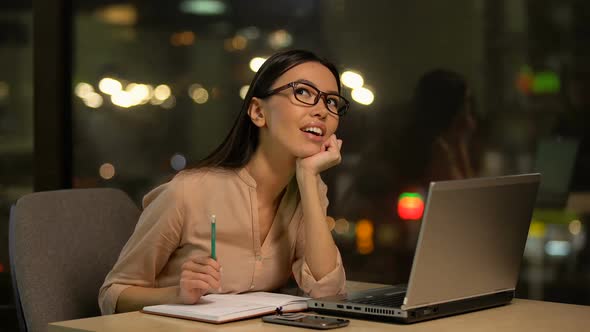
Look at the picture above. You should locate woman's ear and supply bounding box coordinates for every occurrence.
[248,97,266,128]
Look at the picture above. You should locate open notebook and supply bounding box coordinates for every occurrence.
[141,292,309,324]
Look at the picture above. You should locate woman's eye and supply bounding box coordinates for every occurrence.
[327,97,338,106]
[295,87,311,96]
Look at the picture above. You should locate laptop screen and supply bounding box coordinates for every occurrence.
[403,174,540,309]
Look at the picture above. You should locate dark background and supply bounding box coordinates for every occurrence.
[1,1,589,330]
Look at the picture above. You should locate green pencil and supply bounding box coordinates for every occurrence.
[210,214,216,260]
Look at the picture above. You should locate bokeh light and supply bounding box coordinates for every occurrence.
[99,163,116,180]
[98,77,123,95]
[355,219,374,254]
[341,71,364,89]
[249,57,267,72]
[170,153,187,171]
[351,87,374,105]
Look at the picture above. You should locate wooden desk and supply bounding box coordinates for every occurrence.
[49,282,590,332]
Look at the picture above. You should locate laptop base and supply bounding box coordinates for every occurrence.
[311,290,514,324]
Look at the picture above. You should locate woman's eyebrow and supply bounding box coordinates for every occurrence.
[296,79,339,94]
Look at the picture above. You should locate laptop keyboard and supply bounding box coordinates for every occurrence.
[349,292,406,308]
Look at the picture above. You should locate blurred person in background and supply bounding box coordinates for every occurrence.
[399,69,478,189]
[334,69,480,223]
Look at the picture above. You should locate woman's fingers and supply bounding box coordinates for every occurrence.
[181,270,221,290]
[323,134,340,154]
[177,256,224,303]
[179,256,223,300]
[326,135,342,164]
[192,256,221,271]
[179,278,210,292]
[296,134,343,175]
[181,261,221,282]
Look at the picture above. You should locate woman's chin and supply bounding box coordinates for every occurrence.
[295,146,323,159]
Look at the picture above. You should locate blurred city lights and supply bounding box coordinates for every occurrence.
[180,0,226,15]
[341,71,364,89]
[154,84,172,101]
[238,26,260,40]
[99,77,123,95]
[569,219,582,235]
[111,90,134,108]
[397,192,424,220]
[532,71,560,94]
[161,95,176,109]
[126,83,151,104]
[191,87,209,104]
[74,82,94,98]
[231,35,247,50]
[95,4,138,26]
[334,218,350,235]
[355,219,374,255]
[99,163,116,180]
[145,84,155,101]
[150,96,164,105]
[170,153,187,171]
[268,29,293,49]
[171,31,195,46]
[351,87,374,105]
[83,92,104,108]
[516,66,561,95]
[239,85,249,100]
[188,84,202,96]
[516,66,533,95]
[545,240,571,257]
[528,220,546,238]
[249,57,267,72]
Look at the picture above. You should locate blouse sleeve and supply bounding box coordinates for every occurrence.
[98,178,185,314]
[291,179,347,298]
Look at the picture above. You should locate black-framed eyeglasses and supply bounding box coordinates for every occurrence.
[260,81,350,116]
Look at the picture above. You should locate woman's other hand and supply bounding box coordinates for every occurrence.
[296,134,343,178]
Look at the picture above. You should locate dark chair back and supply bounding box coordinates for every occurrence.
[9,188,139,332]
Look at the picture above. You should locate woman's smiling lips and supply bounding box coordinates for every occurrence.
[300,122,327,143]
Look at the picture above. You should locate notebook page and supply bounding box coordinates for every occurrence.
[155,299,267,316]
[205,292,309,308]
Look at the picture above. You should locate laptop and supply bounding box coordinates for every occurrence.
[309,173,540,323]
[533,137,579,208]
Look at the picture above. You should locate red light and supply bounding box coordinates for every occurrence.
[398,193,424,220]
[0,263,4,273]
[516,75,533,95]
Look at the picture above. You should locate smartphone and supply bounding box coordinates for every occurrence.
[262,313,349,330]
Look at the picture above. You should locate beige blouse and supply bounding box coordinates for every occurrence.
[99,168,346,315]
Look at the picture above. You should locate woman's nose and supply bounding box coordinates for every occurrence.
[311,96,329,119]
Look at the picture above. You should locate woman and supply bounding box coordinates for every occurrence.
[99,49,350,314]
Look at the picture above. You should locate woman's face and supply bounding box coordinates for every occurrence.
[253,61,341,158]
